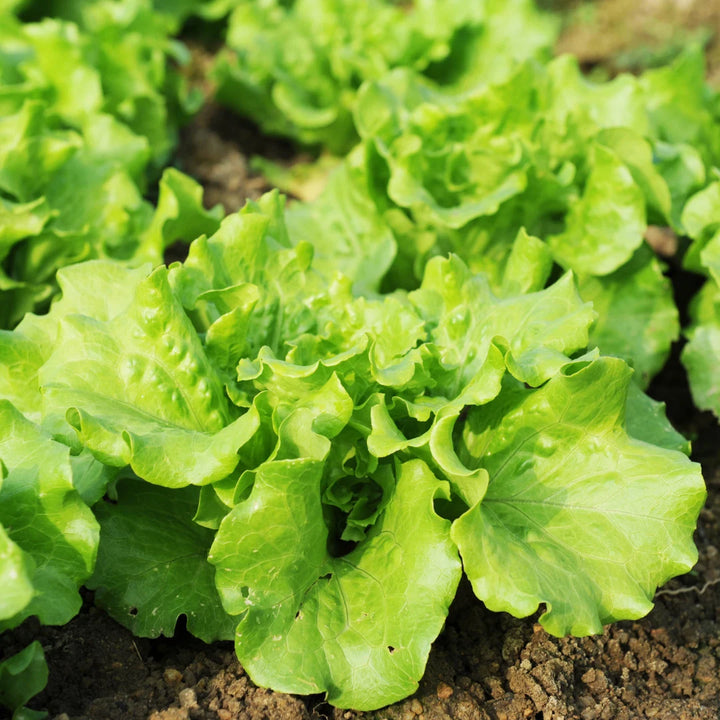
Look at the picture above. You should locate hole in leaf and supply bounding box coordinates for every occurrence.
[387,645,396,654]
[129,607,138,617]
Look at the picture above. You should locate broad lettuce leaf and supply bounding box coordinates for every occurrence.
[453,357,705,637]
[210,458,461,710]
[0,524,33,623]
[624,382,691,455]
[39,262,258,488]
[89,478,236,643]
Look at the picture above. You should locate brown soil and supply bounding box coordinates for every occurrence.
[557,0,720,82]
[174,100,284,214]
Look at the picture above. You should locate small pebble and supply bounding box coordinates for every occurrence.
[164,667,183,684]
[437,681,453,699]
[410,698,423,714]
[178,687,198,708]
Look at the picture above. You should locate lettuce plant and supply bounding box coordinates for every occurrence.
[0,5,215,327]
[0,1,714,715]
[289,48,720,396]
[213,0,558,153]
[21,0,238,33]
[0,193,705,711]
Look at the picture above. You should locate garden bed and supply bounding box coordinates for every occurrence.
[4,89,720,720]
[4,366,719,719]
[3,2,720,719]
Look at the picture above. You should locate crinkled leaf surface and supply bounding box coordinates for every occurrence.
[0,401,98,630]
[89,478,236,643]
[39,263,256,488]
[548,144,646,276]
[410,255,595,394]
[210,459,461,710]
[0,100,80,202]
[214,0,555,152]
[577,245,678,388]
[452,357,705,637]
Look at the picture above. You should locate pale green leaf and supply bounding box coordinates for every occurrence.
[0,401,98,630]
[453,358,705,636]
[211,459,461,711]
[0,642,47,716]
[577,245,678,388]
[549,144,646,276]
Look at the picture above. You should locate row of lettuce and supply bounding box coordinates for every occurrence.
[0,0,716,715]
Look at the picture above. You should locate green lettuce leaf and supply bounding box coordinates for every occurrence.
[89,478,236,643]
[0,401,99,630]
[0,523,33,623]
[577,245,678,388]
[210,458,461,710]
[39,262,258,488]
[682,278,720,417]
[138,167,224,264]
[0,642,48,720]
[682,181,720,274]
[624,382,691,456]
[285,160,396,294]
[453,357,705,637]
[548,144,646,276]
[410,255,596,393]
